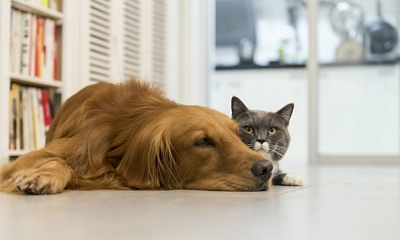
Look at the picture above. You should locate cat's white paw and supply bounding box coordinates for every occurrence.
[282,174,304,186]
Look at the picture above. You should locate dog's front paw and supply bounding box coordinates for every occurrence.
[14,170,64,195]
[282,174,304,186]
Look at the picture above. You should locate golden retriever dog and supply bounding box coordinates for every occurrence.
[0,79,272,194]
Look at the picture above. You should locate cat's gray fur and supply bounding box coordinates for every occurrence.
[231,96,304,186]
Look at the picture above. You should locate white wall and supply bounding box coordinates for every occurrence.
[164,0,209,106]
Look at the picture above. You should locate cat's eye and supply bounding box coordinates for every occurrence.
[268,127,277,135]
[244,127,254,134]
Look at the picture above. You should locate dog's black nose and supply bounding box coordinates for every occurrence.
[252,160,273,181]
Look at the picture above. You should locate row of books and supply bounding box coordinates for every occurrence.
[9,83,55,151]
[23,0,60,11]
[10,8,58,80]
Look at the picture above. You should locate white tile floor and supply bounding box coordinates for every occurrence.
[0,164,399,240]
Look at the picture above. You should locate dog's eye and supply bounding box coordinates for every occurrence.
[268,127,277,135]
[244,127,254,134]
[195,137,215,148]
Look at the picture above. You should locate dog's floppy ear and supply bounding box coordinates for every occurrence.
[116,125,180,189]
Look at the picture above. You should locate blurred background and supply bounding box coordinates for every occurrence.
[211,0,400,167]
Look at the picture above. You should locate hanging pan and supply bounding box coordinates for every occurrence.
[365,0,398,54]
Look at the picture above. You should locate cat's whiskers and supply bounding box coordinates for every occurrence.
[274,149,286,157]
[246,143,255,150]
[271,149,284,157]
[272,145,287,150]
[271,145,287,152]
[269,145,287,159]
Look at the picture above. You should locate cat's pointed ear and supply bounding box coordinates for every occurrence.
[231,96,249,120]
[276,103,294,126]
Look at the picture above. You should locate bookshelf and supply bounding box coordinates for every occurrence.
[0,0,71,164]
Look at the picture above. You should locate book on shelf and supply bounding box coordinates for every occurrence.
[9,83,55,151]
[44,18,55,80]
[29,13,37,76]
[21,12,32,75]
[41,89,52,131]
[10,8,59,81]
[10,9,22,74]
[53,21,58,81]
[41,0,49,9]
[36,16,43,77]
[9,84,19,150]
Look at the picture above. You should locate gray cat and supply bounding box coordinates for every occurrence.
[231,96,304,186]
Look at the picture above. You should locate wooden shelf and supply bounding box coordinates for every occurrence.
[11,0,63,23]
[10,73,62,88]
[8,149,28,157]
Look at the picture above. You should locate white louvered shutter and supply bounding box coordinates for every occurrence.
[123,0,141,78]
[151,0,167,85]
[122,0,168,85]
[88,0,112,83]
[77,0,169,87]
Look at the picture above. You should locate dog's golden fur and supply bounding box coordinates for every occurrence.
[0,79,271,194]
